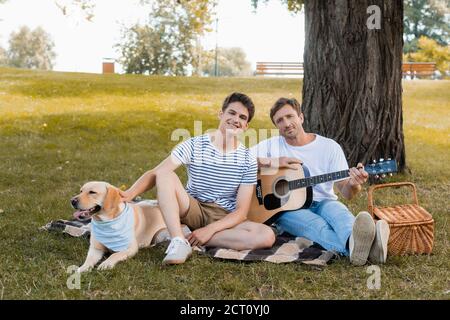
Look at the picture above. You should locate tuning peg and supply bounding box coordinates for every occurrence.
[379,158,384,162]
[372,159,376,163]
[387,158,391,161]
[375,175,380,179]
[382,174,386,178]
[389,173,393,177]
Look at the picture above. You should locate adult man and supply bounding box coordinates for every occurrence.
[120,92,275,265]
[250,97,389,265]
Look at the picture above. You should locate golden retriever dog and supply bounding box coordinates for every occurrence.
[71,181,168,272]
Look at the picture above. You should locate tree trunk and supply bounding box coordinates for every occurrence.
[302,0,406,172]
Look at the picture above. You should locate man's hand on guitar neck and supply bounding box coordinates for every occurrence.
[348,163,369,187]
[337,163,369,200]
[257,157,303,170]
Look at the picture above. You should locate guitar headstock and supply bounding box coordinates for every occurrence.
[364,158,398,180]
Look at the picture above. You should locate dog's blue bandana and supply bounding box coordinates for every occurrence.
[91,203,134,252]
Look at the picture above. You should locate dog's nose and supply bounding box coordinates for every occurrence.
[71,197,78,208]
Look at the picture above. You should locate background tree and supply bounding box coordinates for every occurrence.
[201,47,252,76]
[0,0,8,22]
[0,46,7,65]
[54,0,95,21]
[405,36,450,76]
[404,0,450,53]
[252,0,302,12]
[7,26,56,70]
[117,23,175,75]
[117,0,216,75]
[253,0,406,171]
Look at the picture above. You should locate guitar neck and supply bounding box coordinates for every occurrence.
[288,170,349,190]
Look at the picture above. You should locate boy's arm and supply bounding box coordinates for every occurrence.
[186,184,254,246]
[210,184,254,230]
[120,155,182,202]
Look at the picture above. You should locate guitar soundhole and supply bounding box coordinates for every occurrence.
[274,179,289,198]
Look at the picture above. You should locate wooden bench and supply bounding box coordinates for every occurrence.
[402,62,436,79]
[256,61,437,79]
[255,62,304,76]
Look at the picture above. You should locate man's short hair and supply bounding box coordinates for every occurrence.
[222,92,255,122]
[270,97,301,124]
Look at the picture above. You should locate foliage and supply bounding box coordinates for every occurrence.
[404,0,450,53]
[116,23,177,75]
[54,0,95,21]
[251,0,303,13]
[117,0,216,75]
[201,47,252,77]
[404,36,450,76]
[251,0,449,56]
[6,26,56,70]
[0,46,7,65]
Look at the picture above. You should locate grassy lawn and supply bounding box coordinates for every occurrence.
[0,67,448,300]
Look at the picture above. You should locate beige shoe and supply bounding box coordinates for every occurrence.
[349,211,376,266]
[162,237,192,265]
[369,220,390,264]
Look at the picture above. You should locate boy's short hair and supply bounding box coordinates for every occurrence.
[270,97,301,124]
[222,92,255,122]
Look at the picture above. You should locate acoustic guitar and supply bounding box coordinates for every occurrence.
[247,159,398,224]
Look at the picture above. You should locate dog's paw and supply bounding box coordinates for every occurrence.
[97,260,116,271]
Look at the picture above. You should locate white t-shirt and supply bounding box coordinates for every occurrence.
[249,134,349,202]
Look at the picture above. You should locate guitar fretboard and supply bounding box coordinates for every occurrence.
[288,170,349,190]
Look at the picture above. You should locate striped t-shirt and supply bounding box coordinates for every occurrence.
[171,134,257,213]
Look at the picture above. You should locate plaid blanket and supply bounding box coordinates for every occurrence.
[204,235,335,266]
[41,218,91,238]
[41,217,336,267]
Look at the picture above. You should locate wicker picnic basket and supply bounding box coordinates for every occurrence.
[368,182,434,256]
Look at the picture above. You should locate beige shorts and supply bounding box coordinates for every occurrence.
[181,195,228,230]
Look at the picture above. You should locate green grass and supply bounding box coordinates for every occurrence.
[0,67,448,299]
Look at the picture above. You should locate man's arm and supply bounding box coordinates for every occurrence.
[187,184,254,246]
[119,155,182,202]
[255,157,302,170]
[250,141,300,170]
[335,163,369,200]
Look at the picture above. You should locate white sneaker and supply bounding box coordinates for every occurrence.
[162,236,192,265]
[369,220,390,264]
[349,211,376,266]
[152,225,191,245]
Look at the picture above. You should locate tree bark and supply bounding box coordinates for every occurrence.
[302,0,406,172]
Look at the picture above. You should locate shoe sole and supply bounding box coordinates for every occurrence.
[350,212,376,266]
[162,251,192,265]
[369,220,390,264]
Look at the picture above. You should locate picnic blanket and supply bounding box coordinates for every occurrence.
[41,216,336,267]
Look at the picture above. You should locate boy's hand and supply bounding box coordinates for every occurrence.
[187,226,215,247]
[119,189,134,202]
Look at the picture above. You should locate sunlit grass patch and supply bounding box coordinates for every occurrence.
[0,67,448,299]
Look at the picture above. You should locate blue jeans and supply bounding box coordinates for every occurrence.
[274,200,355,256]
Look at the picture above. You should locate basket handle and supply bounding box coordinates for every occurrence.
[368,182,419,217]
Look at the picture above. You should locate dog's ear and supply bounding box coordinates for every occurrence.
[102,185,121,211]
